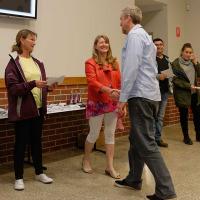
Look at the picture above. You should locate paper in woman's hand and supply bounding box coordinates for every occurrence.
[160,69,175,78]
[47,76,65,86]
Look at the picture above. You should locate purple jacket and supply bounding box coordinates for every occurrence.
[5,54,48,122]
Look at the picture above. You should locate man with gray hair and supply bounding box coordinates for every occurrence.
[114,6,176,200]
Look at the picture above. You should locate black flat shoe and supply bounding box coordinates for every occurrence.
[146,194,164,200]
[183,137,193,145]
[114,179,142,190]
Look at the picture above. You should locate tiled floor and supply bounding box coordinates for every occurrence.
[0,123,200,200]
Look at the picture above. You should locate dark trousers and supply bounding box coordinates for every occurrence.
[179,93,200,140]
[14,113,44,179]
[125,97,176,199]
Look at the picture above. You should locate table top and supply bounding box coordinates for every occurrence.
[0,103,86,120]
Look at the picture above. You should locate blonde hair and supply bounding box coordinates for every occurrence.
[92,35,118,70]
[121,6,142,24]
[12,29,37,54]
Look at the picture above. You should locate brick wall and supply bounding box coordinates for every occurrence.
[164,95,193,125]
[0,78,129,164]
[0,77,191,164]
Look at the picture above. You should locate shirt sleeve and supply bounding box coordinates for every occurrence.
[119,33,143,102]
[115,61,121,89]
[5,62,36,96]
[85,61,104,93]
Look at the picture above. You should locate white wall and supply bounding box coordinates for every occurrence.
[135,0,187,61]
[142,6,168,54]
[157,0,187,61]
[0,0,134,77]
[185,0,200,58]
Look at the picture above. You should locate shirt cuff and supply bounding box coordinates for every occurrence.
[119,93,128,103]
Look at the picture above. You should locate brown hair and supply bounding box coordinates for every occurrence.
[12,29,37,54]
[181,43,193,52]
[92,35,118,70]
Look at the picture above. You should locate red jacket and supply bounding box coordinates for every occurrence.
[5,54,48,122]
[85,58,121,103]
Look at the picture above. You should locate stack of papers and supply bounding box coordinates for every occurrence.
[47,104,85,114]
[0,108,8,119]
[160,69,174,78]
[46,76,65,86]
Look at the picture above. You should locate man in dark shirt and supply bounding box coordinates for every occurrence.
[153,38,170,147]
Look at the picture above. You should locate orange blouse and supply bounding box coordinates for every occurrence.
[85,58,121,103]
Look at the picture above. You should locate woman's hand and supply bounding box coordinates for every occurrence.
[48,82,58,91]
[35,80,47,88]
[110,89,120,100]
[191,85,197,92]
[191,53,198,65]
[101,86,119,99]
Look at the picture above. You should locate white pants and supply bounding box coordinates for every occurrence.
[86,112,118,144]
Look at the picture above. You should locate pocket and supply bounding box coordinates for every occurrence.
[16,96,22,117]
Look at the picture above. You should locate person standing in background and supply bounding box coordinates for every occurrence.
[153,38,170,148]
[172,43,200,145]
[114,7,176,200]
[5,29,53,191]
[82,35,121,179]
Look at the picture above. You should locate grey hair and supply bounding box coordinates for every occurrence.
[121,6,142,24]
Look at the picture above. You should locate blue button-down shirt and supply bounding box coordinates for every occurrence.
[119,24,161,102]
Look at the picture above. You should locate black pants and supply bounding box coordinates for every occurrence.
[14,113,44,179]
[179,93,200,140]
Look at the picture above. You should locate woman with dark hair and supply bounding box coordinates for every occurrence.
[5,29,53,190]
[82,35,122,179]
[172,43,200,145]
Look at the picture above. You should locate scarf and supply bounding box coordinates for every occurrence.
[178,56,194,68]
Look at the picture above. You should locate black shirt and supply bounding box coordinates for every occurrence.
[156,55,169,94]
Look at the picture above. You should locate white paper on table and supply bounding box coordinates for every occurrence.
[160,69,174,78]
[46,76,65,86]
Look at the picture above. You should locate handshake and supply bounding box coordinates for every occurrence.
[109,89,120,100]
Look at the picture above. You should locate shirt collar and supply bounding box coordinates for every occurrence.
[129,24,142,34]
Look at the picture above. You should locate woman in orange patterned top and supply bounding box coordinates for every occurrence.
[82,35,122,179]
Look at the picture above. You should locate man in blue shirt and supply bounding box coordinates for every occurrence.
[114,6,176,200]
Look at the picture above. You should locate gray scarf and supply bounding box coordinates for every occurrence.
[179,56,193,68]
[178,57,195,90]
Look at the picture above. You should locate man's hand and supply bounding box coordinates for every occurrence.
[159,73,167,80]
[117,102,127,118]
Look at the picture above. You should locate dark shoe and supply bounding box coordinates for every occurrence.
[156,140,168,148]
[114,179,142,190]
[196,136,200,142]
[183,137,193,145]
[146,193,177,200]
[146,194,164,200]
